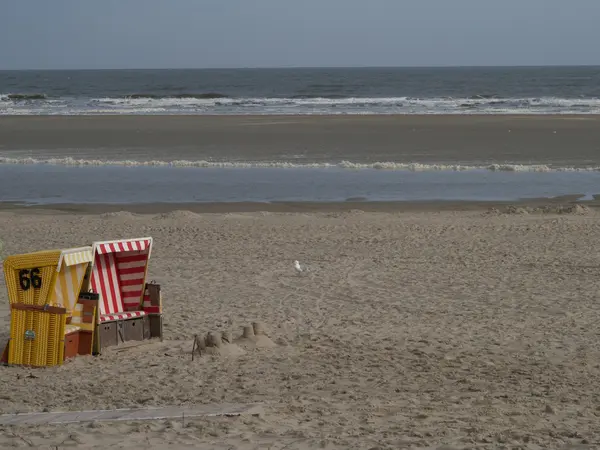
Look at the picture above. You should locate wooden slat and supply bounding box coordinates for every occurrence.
[11,303,66,314]
[0,403,263,426]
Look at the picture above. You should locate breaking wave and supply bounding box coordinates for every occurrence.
[2,93,600,115]
[87,96,600,109]
[1,156,599,172]
[119,92,229,99]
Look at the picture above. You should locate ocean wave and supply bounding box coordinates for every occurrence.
[84,95,600,111]
[120,92,229,99]
[3,94,600,115]
[50,95,600,110]
[0,93,48,101]
[1,156,599,172]
[468,94,502,100]
[291,94,350,99]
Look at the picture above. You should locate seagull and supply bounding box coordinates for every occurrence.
[293,260,303,274]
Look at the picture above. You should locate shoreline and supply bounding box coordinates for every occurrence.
[3,113,600,117]
[1,195,598,214]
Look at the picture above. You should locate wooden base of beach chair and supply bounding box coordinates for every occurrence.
[147,315,163,341]
[95,315,151,353]
[98,321,120,350]
[78,331,93,355]
[123,317,145,342]
[142,316,151,340]
[64,331,80,360]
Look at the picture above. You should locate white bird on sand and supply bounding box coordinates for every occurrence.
[293,260,303,273]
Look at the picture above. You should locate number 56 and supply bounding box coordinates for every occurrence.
[19,268,42,291]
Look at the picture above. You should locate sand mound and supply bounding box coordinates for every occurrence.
[234,322,277,349]
[504,205,530,215]
[99,211,139,219]
[482,207,502,216]
[536,204,591,215]
[486,204,592,216]
[483,205,529,216]
[153,210,200,220]
[205,342,246,357]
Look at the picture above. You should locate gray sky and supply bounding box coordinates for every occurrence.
[2,0,599,70]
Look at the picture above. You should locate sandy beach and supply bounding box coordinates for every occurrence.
[1,206,600,449]
[3,115,600,167]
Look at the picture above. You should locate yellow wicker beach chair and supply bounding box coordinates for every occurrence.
[2,247,95,366]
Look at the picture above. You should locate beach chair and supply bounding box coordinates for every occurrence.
[85,238,162,353]
[1,247,95,366]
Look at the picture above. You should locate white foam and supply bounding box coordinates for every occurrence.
[85,96,600,114]
[3,95,600,115]
[0,156,599,172]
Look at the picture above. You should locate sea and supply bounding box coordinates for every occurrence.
[2,66,600,116]
[2,66,600,205]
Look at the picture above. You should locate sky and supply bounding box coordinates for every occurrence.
[1,0,600,70]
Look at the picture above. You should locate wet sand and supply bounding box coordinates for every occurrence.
[1,195,600,215]
[2,115,600,166]
[1,207,600,448]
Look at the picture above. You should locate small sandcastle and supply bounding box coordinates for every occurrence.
[192,322,276,359]
[234,322,277,349]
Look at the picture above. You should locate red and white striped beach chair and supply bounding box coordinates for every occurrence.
[86,237,162,352]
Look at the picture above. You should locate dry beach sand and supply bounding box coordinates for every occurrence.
[1,206,600,449]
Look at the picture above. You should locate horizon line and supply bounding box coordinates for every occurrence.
[2,64,600,72]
